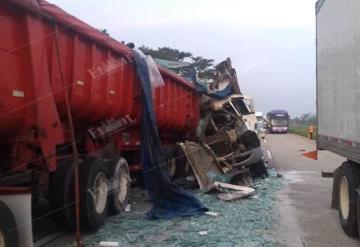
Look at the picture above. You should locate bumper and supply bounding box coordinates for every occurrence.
[270,128,288,133]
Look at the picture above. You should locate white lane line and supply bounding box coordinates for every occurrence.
[267,150,273,160]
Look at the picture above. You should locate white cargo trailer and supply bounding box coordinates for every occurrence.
[316,0,360,237]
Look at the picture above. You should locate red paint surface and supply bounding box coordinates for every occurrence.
[0,1,200,174]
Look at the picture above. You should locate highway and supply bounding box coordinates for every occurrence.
[265,133,359,247]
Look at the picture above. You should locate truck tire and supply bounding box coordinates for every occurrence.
[249,161,268,178]
[338,162,359,237]
[49,160,75,229]
[80,158,109,231]
[356,188,360,237]
[0,201,19,247]
[107,157,130,215]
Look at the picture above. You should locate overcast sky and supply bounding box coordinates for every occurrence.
[51,0,317,118]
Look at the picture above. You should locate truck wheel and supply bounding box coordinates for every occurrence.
[249,161,268,178]
[0,201,19,247]
[107,157,130,215]
[49,160,75,229]
[338,162,358,237]
[356,189,360,237]
[80,158,109,231]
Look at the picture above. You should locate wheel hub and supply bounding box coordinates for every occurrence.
[0,229,6,247]
[339,176,350,220]
[116,167,129,204]
[93,172,108,214]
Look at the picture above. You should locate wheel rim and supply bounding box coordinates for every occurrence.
[93,172,108,214]
[116,167,129,204]
[339,176,350,220]
[0,229,6,247]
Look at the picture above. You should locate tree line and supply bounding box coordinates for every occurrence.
[139,46,215,80]
[291,113,316,126]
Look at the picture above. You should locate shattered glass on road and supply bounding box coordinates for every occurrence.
[85,169,283,247]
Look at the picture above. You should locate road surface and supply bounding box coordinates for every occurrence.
[265,133,359,247]
[37,133,360,246]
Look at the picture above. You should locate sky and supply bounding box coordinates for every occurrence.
[51,0,317,118]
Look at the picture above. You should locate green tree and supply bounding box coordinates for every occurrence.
[139,46,214,80]
[139,46,192,61]
[191,56,214,79]
[291,113,316,125]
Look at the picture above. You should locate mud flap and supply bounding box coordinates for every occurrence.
[331,167,341,209]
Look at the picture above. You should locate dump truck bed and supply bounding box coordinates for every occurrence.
[0,0,200,174]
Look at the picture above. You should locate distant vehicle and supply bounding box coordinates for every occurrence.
[266,110,289,134]
[316,0,360,238]
[255,112,266,139]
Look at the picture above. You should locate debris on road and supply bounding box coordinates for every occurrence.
[198,231,208,236]
[205,211,219,217]
[215,181,255,201]
[124,204,131,212]
[98,241,119,247]
[214,181,255,194]
[218,191,253,201]
[85,170,284,246]
[179,142,222,192]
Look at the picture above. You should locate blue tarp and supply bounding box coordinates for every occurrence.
[206,83,233,100]
[195,81,233,100]
[134,50,208,219]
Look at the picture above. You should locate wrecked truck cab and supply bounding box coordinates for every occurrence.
[197,95,263,169]
[210,94,258,132]
[209,94,251,115]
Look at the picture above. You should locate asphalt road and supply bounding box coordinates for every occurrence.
[265,133,359,247]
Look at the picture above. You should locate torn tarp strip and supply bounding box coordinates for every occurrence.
[134,50,208,219]
[206,83,233,100]
[195,82,233,100]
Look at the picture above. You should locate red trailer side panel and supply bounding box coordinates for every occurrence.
[0,0,199,174]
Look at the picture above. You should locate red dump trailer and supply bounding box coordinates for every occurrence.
[0,0,200,239]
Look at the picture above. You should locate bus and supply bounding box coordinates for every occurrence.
[266,110,290,134]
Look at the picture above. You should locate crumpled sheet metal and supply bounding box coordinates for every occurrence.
[178,141,222,192]
[85,169,284,247]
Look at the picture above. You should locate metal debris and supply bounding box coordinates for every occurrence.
[85,169,284,247]
[205,211,219,217]
[124,204,131,212]
[198,231,208,236]
[98,241,119,247]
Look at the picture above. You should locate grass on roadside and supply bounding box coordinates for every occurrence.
[289,124,317,140]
